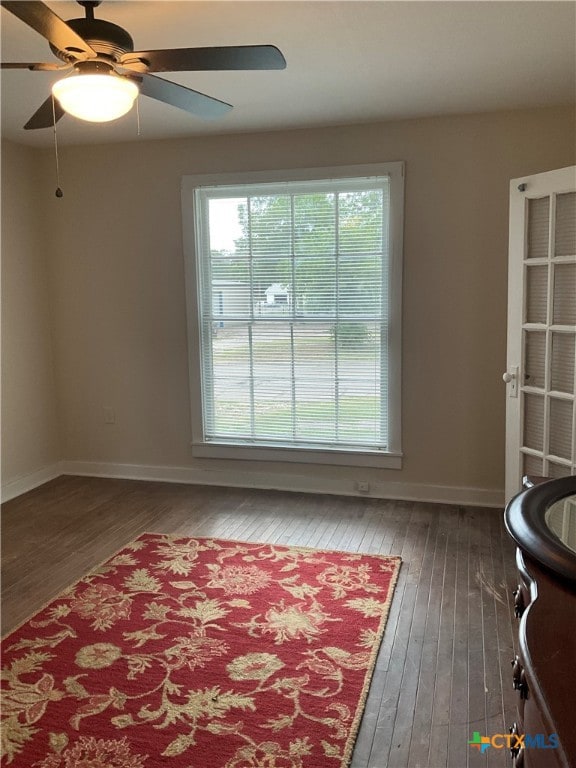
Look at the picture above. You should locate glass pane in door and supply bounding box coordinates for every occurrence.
[549,398,573,460]
[523,393,545,451]
[551,332,575,393]
[555,192,576,257]
[523,454,543,476]
[524,331,546,388]
[527,196,550,258]
[547,462,572,479]
[525,266,548,324]
[553,263,576,325]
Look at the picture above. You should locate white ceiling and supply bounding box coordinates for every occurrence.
[1,1,575,147]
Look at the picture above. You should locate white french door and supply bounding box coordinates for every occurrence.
[505,166,576,501]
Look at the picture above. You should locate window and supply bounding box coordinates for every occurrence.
[182,163,404,467]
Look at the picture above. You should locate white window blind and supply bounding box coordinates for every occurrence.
[183,164,403,466]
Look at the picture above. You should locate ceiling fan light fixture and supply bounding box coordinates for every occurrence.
[52,72,138,123]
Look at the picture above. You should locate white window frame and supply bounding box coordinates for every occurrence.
[182,162,404,468]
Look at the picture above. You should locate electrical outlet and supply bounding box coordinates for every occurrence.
[356,481,370,493]
[103,407,116,424]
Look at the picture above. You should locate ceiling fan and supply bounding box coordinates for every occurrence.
[0,0,286,129]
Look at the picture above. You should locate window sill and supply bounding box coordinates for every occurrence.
[191,442,403,469]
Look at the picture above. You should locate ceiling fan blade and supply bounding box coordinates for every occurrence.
[1,61,71,71]
[122,45,286,73]
[138,74,232,120]
[1,1,96,58]
[24,95,65,130]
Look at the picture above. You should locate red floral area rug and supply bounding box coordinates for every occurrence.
[1,534,401,768]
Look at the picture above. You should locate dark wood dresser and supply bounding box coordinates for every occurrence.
[505,476,576,768]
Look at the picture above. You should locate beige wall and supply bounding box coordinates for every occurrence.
[9,106,576,501]
[1,141,61,489]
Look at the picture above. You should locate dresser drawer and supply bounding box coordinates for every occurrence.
[521,696,563,768]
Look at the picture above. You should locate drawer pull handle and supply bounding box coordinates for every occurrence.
[517,671,528,699]
[509,722,522,758]
[511,656,529,699]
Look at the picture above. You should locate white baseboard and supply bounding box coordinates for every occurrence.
[60,460,505,508]
[1,462,64,503]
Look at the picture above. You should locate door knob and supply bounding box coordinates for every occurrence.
[503,366,519,397]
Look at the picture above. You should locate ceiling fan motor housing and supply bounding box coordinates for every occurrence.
[50,17,134,63]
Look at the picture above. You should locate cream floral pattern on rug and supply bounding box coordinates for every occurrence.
[1,534,401,767]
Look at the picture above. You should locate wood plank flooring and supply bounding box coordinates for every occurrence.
[1,475,520,768]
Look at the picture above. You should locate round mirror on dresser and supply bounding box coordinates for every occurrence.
[505,476,576,768]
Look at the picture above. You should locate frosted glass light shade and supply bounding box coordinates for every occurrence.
[52,74,139,122]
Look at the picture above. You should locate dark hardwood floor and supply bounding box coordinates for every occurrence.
[1,475,519,768]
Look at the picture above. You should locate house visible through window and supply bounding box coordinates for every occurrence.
[182,163,404,467]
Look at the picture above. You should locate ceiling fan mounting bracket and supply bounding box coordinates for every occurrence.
[77,1,102,19]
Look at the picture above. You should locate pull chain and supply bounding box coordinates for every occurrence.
[52,94,63,198]
[136,96,141,136]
